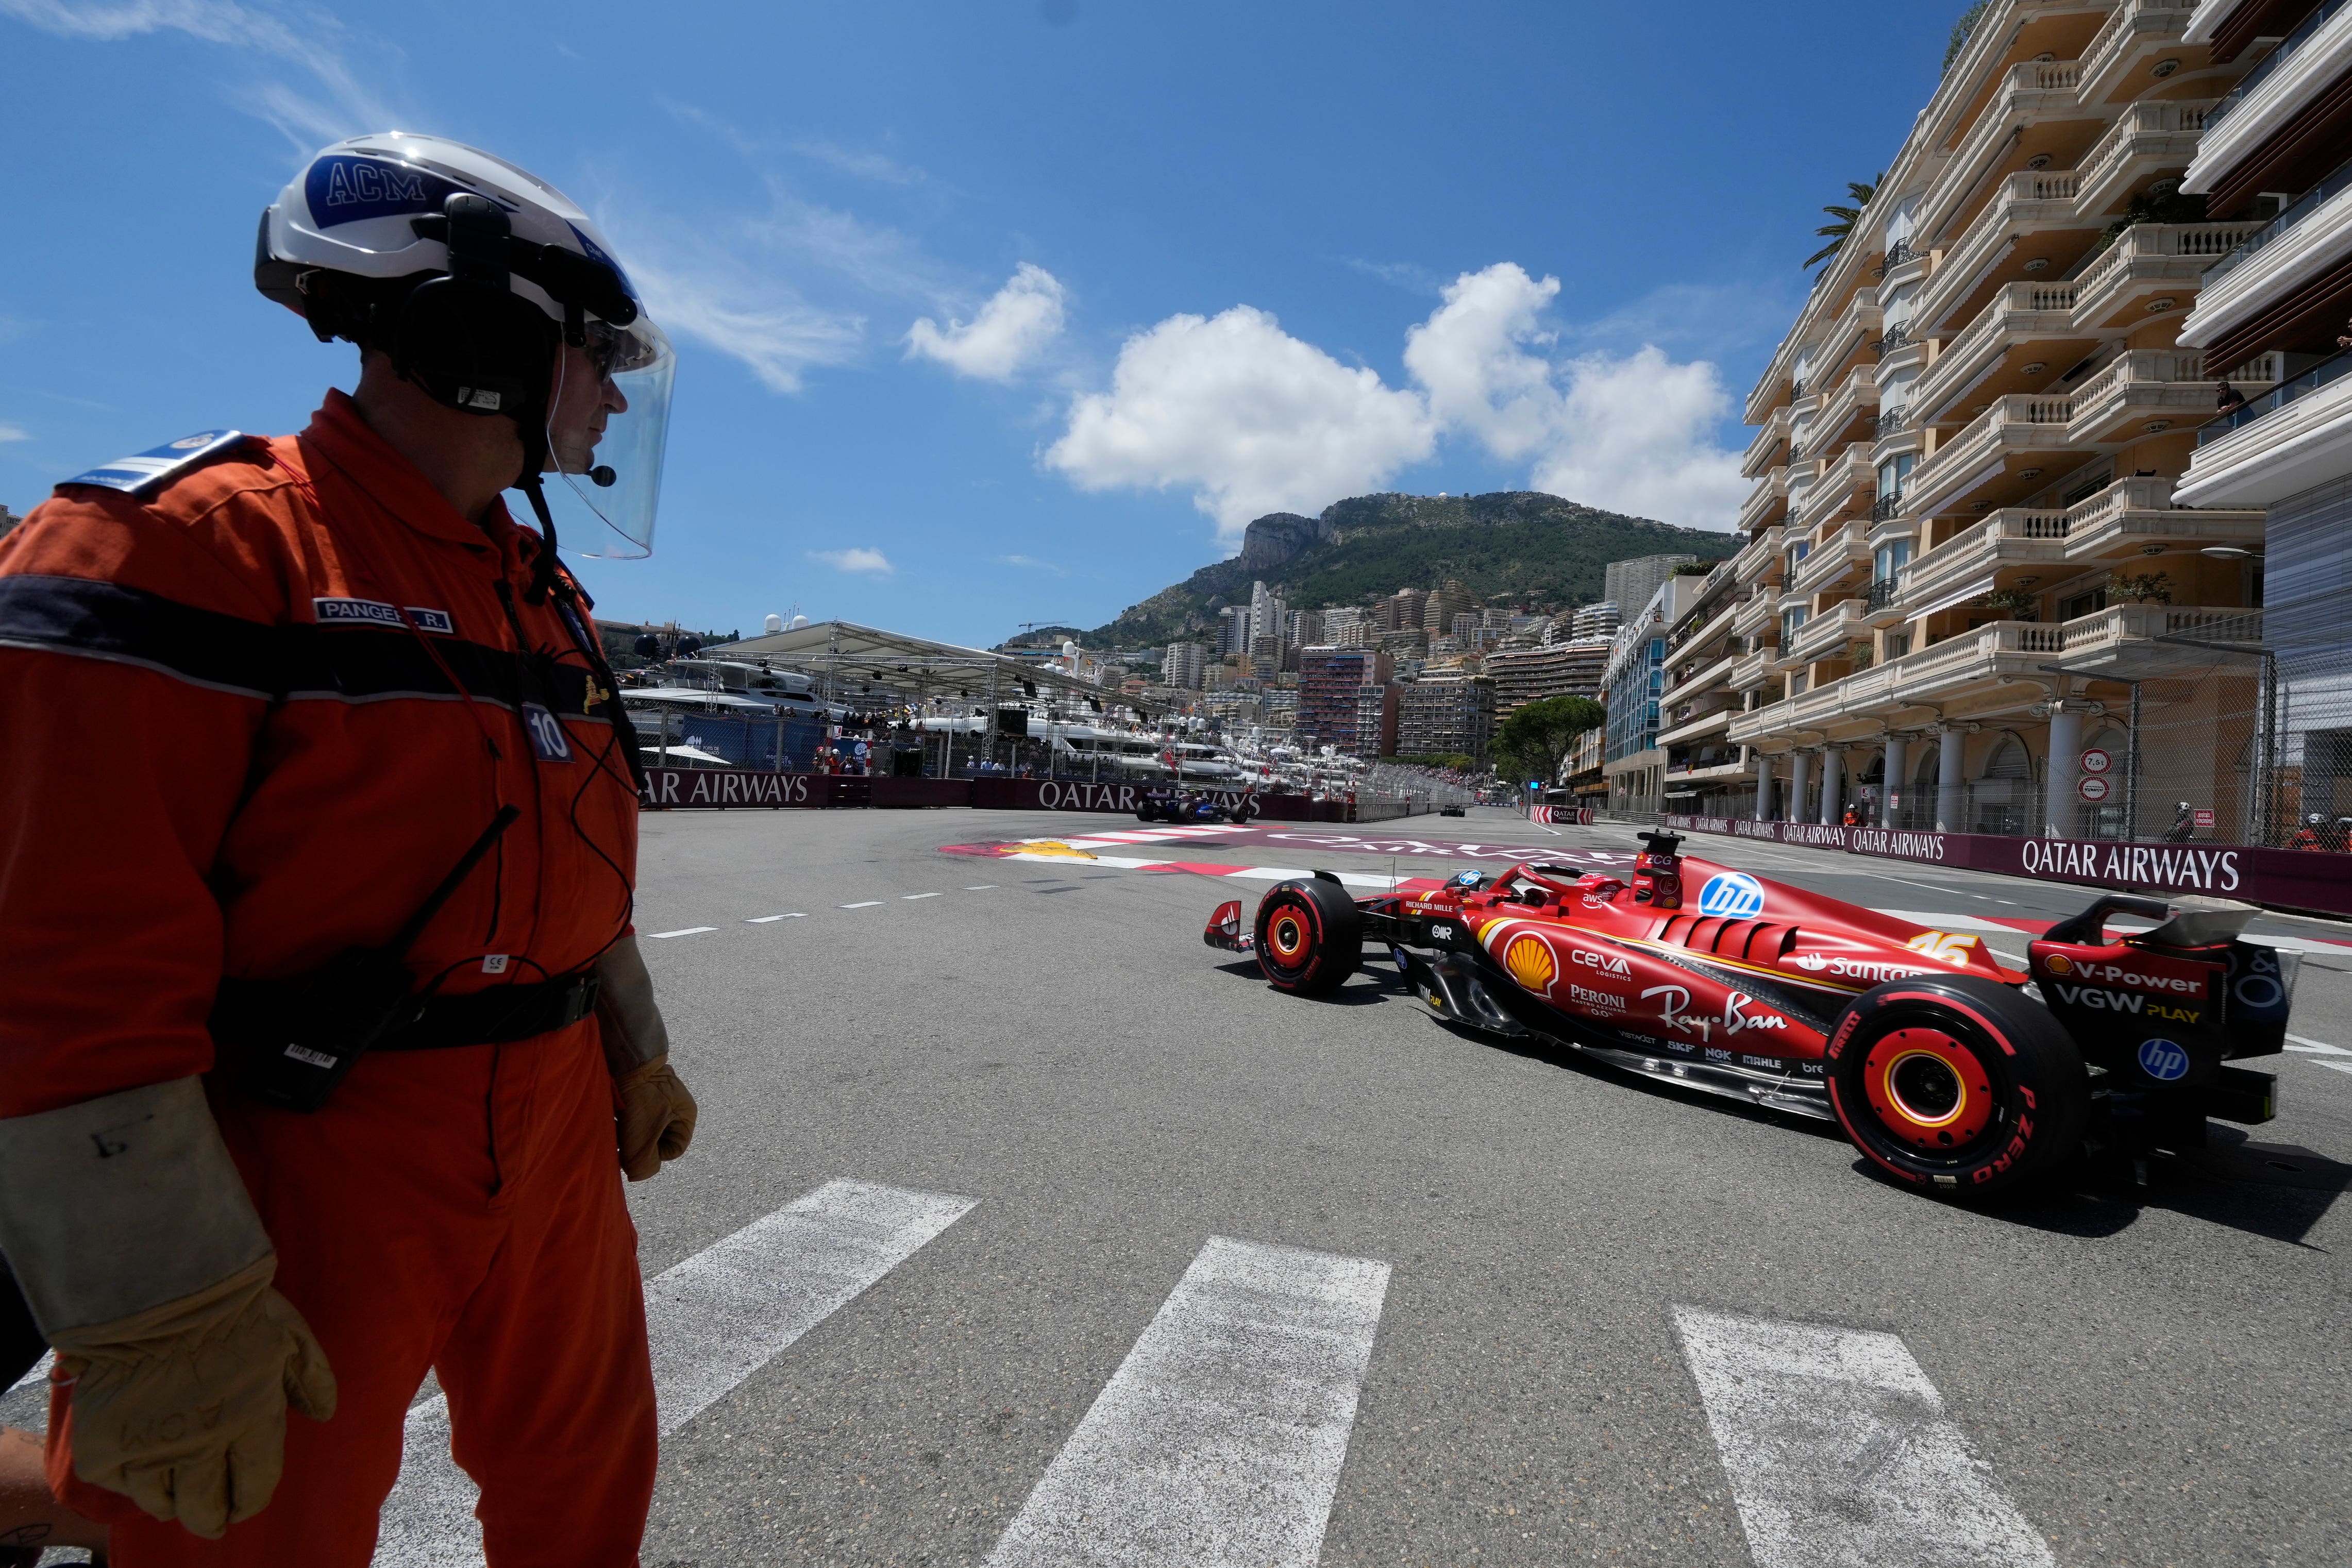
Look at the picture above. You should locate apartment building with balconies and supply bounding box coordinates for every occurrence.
[2172,0,2352,827]
[1684,0,2279,840]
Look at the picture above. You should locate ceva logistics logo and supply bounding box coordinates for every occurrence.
[2137,1037,2191,1082]
[1695,872,1767,919]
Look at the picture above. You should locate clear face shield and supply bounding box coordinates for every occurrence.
[540,315,675,559]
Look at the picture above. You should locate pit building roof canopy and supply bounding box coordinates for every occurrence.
[704,619,1163,717]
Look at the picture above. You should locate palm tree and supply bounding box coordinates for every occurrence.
[1804,175,1883,271]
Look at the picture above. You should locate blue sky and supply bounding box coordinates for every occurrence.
[1,1,1959,646]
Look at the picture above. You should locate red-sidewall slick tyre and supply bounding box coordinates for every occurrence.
[1254,879,1364,996]
[1824,973,2087,1199]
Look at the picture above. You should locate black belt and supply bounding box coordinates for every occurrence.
[212,970,600,1053]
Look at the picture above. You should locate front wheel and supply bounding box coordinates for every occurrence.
[1254,879,1364,995]
[1824,973,2087,1199]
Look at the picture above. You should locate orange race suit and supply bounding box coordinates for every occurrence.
[0,390,657,1565]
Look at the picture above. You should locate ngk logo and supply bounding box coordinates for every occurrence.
[1572,947,1631,977]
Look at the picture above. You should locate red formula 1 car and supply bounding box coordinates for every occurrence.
[1205,831,2295,1196]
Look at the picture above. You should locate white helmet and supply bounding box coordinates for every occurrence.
[256,132,673,569]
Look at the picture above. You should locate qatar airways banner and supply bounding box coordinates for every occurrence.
[1657,815,2352,918]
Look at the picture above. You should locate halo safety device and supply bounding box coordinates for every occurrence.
[254,133,674,580]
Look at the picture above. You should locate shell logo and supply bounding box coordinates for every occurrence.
[2043,952,2074,975]
[1503,934,1557,996]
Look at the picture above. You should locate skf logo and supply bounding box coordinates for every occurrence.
[1503,935,1557,997]
[1572,946,1631,978]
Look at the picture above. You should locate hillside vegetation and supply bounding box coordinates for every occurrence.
[1086,491,1733,646]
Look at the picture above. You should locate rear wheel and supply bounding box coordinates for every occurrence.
[1254,879,1364,995]
[1824,973,2086,1198]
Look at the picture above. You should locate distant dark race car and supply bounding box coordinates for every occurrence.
[1204,830,2294,1198]
[1136,787,1255,825]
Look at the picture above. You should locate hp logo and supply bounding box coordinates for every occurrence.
[1695,872,1767,919]
[2137,1037,2191,1082]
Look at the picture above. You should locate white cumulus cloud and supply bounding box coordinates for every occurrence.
[906,264,1067,382]
[1039,261,1745,544]
[1530,348,1748,531]
[810,547,893,576]
[0,423,29,443]
[1045,305,1436,542]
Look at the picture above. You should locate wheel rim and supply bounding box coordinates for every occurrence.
[1268,911,1308,963]
[1861,1027,1994,1151]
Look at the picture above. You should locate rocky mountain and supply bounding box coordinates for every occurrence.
[1086,492,1734,647]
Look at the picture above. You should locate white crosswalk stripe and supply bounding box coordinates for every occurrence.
[372,1179,976,1565]
[1673,1305,2053,1568]
[984,1236,1391,1568]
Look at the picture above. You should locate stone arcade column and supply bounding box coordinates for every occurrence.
[2045,700,2083,839]
[1881,734,1909,828]
[1936,726,1966,833]
[1754,749,1775,821]
[1819,748,1846,825]
[1787,751,1812,826]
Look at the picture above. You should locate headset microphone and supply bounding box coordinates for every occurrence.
[590,465,616,487]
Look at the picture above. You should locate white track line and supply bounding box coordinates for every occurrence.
[375,1180,976,1566]
[985,1236,1390,1568]
[902,892,942,900]
[964,884,997,890]
[1673,1306,2053,1568]
[647,926,716,939]
[745,913,805,922]
[838,901,884,909]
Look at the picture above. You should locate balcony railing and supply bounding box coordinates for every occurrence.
[2206,0,2349,133]
[1870,491,1903,522]
[2080,0,2198,99]
[1919,171,2087,330]
[2202,348,2352,444]
[1866,576,1902,611]
[2071,222,2266,328]
[2204,151,2352,286]
[1873,406,1913,440]
[2078,97,2212,212]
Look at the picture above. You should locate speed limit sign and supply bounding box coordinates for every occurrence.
[2080,748,2113,775]
[2077,774,2112,803]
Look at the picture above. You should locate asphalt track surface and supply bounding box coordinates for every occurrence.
[15,807,2348,1566]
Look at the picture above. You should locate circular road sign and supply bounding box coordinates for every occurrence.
[2080,748,2113,775]
[2077,774,2112,803]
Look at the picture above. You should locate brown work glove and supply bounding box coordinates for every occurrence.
[51,1255,335,1538]
[596,935,697,1180]
[0,1077,336,1538]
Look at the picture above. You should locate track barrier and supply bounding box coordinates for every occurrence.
[1653,813,2352,920]
[638,769,1393,823]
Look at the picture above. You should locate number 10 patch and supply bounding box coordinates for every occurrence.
[523,703,574,763]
